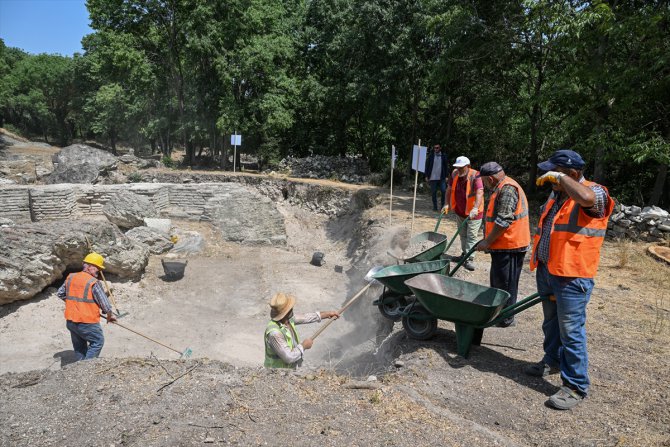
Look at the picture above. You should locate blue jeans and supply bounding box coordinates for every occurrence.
[429,179,447,210]
[66,320,105,361]
[535,262,593,395]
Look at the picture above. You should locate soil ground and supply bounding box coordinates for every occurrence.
[1,154,669,445]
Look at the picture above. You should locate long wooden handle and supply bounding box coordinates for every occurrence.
[85,236,120,310]
[103,314,183,355]
[311,282,372,341]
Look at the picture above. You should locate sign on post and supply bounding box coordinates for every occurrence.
[410,141,427,235]
[389,145,397,225]
[411,144,427,172]
[230,133,242,172]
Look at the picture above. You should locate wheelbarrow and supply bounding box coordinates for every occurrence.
[402,273,548,357]
[372,239,476,321]
[161,258,188,280]
[387,213,470,264]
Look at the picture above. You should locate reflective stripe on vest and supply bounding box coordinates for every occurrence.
[450,168,483,214]
[264,319,300,369]
[530,180,614,277]
[484,176,531,250]
[64,272,101,323]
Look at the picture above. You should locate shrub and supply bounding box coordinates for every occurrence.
[161,156,175,168]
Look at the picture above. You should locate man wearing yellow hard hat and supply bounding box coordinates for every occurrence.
[56,252,117,361]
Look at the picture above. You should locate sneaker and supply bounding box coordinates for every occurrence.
[463,260,475,271]
[450,253,465,262]
[546,386,585,410]
[496,318,516,328]
[523,361,559,377]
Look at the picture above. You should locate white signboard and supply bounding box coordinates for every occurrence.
[411,145,427,173]
[230,134,242,146]
[391,145,397,169]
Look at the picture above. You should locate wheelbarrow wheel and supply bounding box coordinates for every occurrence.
[402,306,438,340]
[377,290,407,322]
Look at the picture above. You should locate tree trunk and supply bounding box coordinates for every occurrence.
[110,129,117,156]
[649,164,668,207]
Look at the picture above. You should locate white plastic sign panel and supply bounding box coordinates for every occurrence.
[391,145,397,169]
[230,134,242,146]
[411,145,427,173]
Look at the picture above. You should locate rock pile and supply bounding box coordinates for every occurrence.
[273,155,370,184]
[607,204,670,242]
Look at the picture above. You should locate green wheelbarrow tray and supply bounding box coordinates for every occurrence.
[372,260,450,295]
[388,212,468,264]
[403,273,548,357]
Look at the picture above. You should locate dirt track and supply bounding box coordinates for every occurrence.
[1,183,669,446]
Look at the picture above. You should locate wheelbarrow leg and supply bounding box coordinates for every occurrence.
[454,323,479,358]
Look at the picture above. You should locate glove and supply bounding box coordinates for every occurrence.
[441,205,450,214]
[468,207,479,219]
[536,171,566,187]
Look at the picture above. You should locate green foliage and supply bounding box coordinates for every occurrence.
[161,156,176,168]
[127,172,143,183]
[0,2,668,206]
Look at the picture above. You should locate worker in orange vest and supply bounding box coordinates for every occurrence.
[443,156,484,271]
[526,150,614,410]
[57,253,117,361]
[475,162,530,328]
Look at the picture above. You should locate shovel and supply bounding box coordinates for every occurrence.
[310,266,382,341]
[102,314,192,359]
[85,237,129,318]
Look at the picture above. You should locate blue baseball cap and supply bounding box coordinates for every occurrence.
[538,149,585,171]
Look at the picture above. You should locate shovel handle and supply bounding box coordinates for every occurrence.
[311,282,372,341]
[102,314,183,356]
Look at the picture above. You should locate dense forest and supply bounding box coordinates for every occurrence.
[0,0,668,205]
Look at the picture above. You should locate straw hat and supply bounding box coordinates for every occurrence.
[270,292,296,321]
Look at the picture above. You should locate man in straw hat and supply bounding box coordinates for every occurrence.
[264,292,339,368]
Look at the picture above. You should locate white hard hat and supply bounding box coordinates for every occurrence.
[453,156,470,167]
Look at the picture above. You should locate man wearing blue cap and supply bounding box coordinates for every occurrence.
[527,149,614,410]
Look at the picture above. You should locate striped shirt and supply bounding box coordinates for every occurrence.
[536,178,609,265]
[57,280,113,315]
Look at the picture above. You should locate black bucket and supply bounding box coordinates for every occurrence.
[161,259,188,280]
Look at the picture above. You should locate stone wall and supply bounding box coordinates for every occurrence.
[30,185,76,220]
[0,187,31,223]
[607,204,670,242]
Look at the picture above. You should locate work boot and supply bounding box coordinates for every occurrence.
[463,260,475,271]
[546,385,585,410]
[524,361,559,377]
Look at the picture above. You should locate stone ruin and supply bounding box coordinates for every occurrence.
[607,203,670,242]
[272,154,370,184]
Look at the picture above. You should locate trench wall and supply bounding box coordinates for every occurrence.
[0,180,374,224]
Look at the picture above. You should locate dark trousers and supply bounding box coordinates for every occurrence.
[490,251,526,324]
[429,179,447,210]
[472,250,526,345]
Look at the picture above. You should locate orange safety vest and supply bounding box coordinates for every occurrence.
[484,176,530,250]
[450,168,484,215]
[530,180,614,278]
[64,272,101,323]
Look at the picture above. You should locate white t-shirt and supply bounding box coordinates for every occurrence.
[430,154,443,181]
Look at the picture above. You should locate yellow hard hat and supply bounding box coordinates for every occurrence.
[83,252,105,270]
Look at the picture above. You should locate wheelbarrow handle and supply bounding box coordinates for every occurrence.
[443,216,470,255]
[447,238,480,276]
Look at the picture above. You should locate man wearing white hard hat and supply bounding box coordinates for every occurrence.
[443,156,484,271]
[264,292,339,369]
